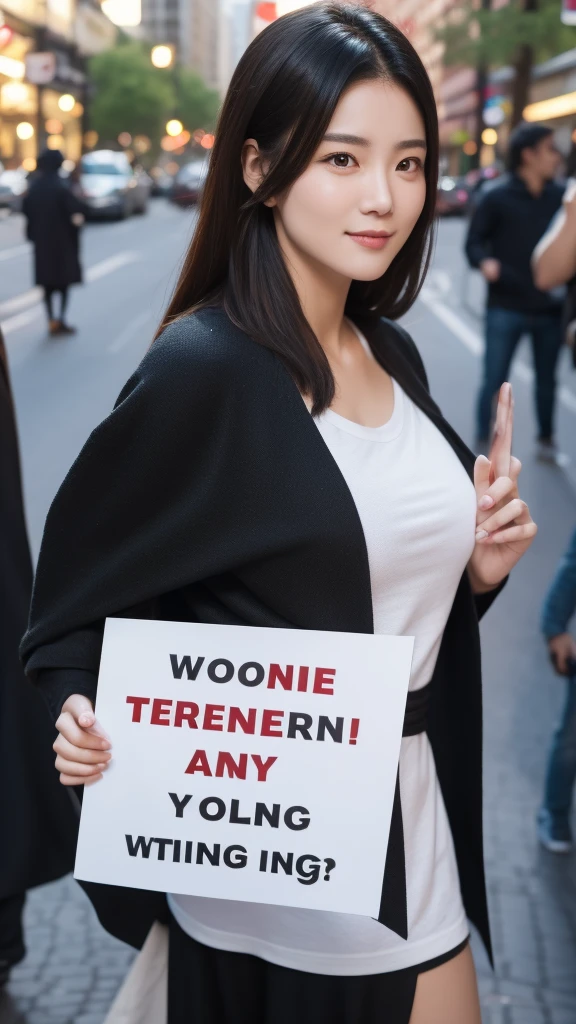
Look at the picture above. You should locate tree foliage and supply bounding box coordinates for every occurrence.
[173,69,220,132]
[89,42,175,148]
[437,0,576,70]
[89,42,221,154]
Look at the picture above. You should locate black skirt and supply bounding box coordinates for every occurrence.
[167,914,469,1024]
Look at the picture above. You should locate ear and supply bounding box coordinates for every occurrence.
[241,138,276,207]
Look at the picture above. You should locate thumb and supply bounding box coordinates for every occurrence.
[62,693,96,729]
[474,454,491,499]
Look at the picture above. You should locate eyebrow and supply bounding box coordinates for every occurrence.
[322,132,427,151]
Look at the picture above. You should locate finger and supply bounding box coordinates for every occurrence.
[55,754,110,777]
[476,497,528,538]
[473,455,492,499]
[476,474,515,514]
[56,711,111,751]
[53,734,112,765]
[509,456,522,484]
[484,521,538,545]
[490,383,513,480]
[60,772,103,787]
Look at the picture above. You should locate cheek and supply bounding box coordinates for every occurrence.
[394,180,427,235]
[279,171,350,235]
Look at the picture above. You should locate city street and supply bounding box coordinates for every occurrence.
[1,204,576,1023]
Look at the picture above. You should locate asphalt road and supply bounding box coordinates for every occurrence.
[1,206,576,1024]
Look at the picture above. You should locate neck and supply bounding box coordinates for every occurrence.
[516,166,546,197]
[274,214,352,360]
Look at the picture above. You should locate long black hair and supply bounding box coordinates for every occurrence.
[158,2,439,413]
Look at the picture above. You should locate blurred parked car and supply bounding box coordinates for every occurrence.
[149,166,174,197]
[79,151,151,219]
[169,160,208,208]
[436,176,471,217]
[0,166,28,214]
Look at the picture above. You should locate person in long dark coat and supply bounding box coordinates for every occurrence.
[22,149,84,337]
[0,330,78,986]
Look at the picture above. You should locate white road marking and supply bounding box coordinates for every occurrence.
[0,243,31,262]
[107,310,152,353]
[0,250,140,332]
[0,287,42,318]
[420,290,576,417]
[420,289,483,355]
[1,307,42,335]
[85,250,139,282]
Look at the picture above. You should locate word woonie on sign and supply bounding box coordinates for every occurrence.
[74,618,414,918]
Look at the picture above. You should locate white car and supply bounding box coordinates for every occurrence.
[80,150,151,219]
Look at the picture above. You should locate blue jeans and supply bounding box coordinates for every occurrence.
[543,675,576,825]
[477,307,563,440]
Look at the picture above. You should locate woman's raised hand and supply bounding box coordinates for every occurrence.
[469,383,537,592]
[54,694,111,786]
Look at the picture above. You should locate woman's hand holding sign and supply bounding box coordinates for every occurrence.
[469,382,537,593]
[54,694,111,786]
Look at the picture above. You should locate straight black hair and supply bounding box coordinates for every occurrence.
[508,122,553,172]
[158,2,439,413]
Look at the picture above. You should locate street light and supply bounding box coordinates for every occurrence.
[151,45,173,69]
[166,119,183,137]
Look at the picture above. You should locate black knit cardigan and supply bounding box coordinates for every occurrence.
[21,306,502,958]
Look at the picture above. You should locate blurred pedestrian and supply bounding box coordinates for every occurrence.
[465,123,564,460]
[0,329,77,987]
[22,149,85,337]
[537,527,576,853]
[21,6,537,1023]
[533,177,576,372]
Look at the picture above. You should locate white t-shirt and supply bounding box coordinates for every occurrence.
[169,335,477,974]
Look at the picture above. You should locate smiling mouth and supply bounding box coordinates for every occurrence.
[346,231,395,250]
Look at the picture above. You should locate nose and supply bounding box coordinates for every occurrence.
[358,168,393,217]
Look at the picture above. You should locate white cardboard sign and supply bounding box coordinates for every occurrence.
[74,618,414,918]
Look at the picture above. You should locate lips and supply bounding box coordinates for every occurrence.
[346,231,395,251]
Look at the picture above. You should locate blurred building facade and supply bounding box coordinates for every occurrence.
[140,0,220,88]
[0,0,116,169]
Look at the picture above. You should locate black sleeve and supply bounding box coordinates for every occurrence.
[38,667,98,722]
[465,193,497,268]
[474,577,507,621]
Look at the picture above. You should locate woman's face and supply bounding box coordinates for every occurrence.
[272,79,427,283]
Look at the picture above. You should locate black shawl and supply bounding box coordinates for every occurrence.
[0,332,77,898]
[21,307,502,957]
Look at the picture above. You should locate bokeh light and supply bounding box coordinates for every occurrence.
[58,94,76,112]
[151,45,173,68]
[481,128,498,146]
[166,119,184,137]
[16,121,34,140]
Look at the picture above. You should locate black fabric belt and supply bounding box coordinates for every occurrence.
[377,682,432,940]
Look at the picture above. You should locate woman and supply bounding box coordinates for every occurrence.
[0,330,77,986]
[21,5,537,1022]
[22,149,84,336]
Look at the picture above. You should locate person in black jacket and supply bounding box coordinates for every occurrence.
[0,330,77,987]
[20,6,537,1023]
[22,149,84,337]
[465,122,563,459]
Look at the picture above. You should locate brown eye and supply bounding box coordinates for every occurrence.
[397,157,421,173]
[328,153,355,168]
